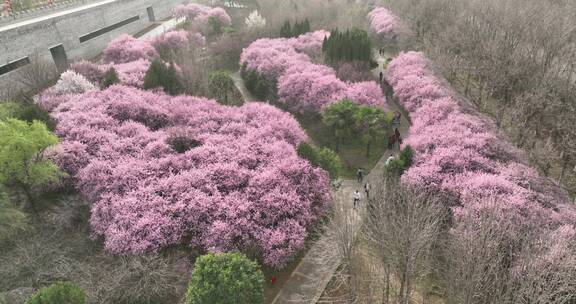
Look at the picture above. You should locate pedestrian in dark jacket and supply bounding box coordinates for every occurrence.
[357,168,364,183]
[379,71,384,83]
[394,128,402,150]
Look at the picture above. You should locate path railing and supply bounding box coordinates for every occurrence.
[0,0,100,24]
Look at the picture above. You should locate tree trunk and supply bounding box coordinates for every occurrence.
[366,141,371,158]
[383,271,390,304]
[20,184,35,212]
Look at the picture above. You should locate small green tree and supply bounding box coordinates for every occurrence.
[186,253,264,304]
[280,20,292,38]
[297,142,319,165]
[355,106,392,157]
[208,71,237,105]
[297,143,341,179]
[322,99,359,152]
[316,147,341,179]
[0,100,55,130]
[101,68,120,89]
[398,145,413,168]
[208,16,223,36]
[26,282,86,304]
[0,119,63,210]
[143,59,183,96]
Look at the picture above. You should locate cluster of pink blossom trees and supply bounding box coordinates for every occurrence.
[173,3,232,28]
[46,86,330,268]
[368,7,401,38]
[387,51,576,239]
[240,31,386,113]
[69,31,203,90]
[38,24,332,268]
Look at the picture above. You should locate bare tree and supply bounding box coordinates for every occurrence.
[366,177,445,304]
[443,201,515,304]
[11,54,58,100]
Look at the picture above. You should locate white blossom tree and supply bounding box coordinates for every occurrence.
[245,10,266,30]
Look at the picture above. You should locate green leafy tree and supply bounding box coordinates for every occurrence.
[323,28,372,63]
[355,106,392,157]
[143,59,183,96]
[26,282,86,304]
[385,145,414,177]
[322,99,359,152]
[316,147,341,179]
[208,71,239,105]
[280,20,292,38]
[297,143,341,179]
[398,145,413,168]
[101,68,120,89]
[0,100,55,130]
[186,253,264,304]
[297,142,319,165]
[0,119,62,210]
[208,16,223,36]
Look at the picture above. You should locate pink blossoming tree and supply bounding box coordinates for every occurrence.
[45,85,331,268]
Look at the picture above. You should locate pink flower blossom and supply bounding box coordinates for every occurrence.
[43,85,329,268]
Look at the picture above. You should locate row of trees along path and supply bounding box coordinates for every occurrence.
[229,50,411,303]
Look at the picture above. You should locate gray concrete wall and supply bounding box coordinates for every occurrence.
[0,0,187,96]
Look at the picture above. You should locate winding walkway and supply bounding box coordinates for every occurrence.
[231,53,409,303]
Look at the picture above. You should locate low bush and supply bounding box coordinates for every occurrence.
[185,253,264,304]
[101,68,120,89]
[26,282,85,304]
[298,143,341,179]
[143,59,184,96]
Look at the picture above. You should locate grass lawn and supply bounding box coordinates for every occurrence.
[296,114,389,179]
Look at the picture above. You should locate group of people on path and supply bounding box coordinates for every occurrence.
[351,111,402,208]
[352,168,370,208]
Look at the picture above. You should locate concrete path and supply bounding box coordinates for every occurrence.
[227,50,410,303]
[231,70,257,102]
[270,52,410,304]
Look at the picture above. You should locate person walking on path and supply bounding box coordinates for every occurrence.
[391,111,401,130]
[379,71,384,83]
[388,133,397,150]
[394,128,402,150]
[364,182,371,199]
[353,189,361,208]
[385,154,396,166]
[357,168,364,183]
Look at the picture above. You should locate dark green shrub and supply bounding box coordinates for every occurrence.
[297,143,341,179]
[143,59,183,96]
[186,253,264,304]
[168,137,201,153]
[385,145,414,177]
[26,282,85,304]
[0,101,55,130]
[240,66,271,100]
[399,145,413,168]
[323,28,372,63]
[208,71,242,105]
[297,143,319,165]
[101,68,120,89]
[280,19,311,38]
[316,147,342,179]
[208,16,222,36]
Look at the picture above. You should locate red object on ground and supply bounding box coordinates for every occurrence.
[270,276,277,285]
